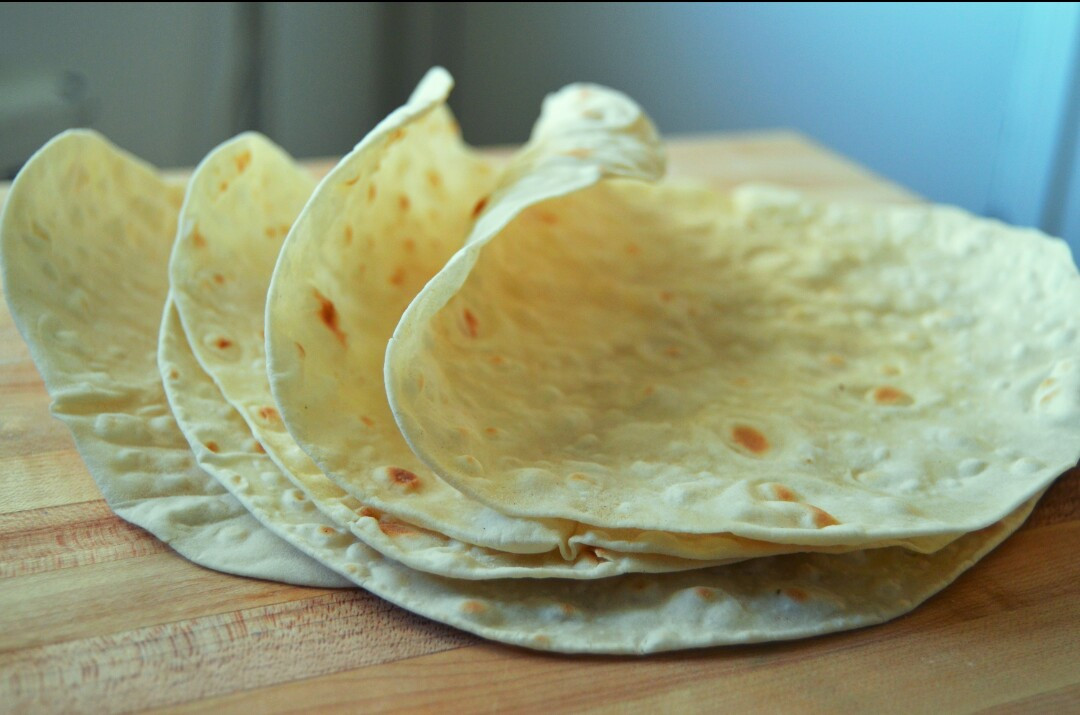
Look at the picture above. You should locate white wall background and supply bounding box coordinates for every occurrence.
[445,3,1079,243]
[1,3,1077,249]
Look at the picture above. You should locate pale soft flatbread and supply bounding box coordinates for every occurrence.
[386,127,1080,546]
[0,130,348,588]
[1,112,1050,657]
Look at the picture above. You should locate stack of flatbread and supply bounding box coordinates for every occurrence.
[3,69,1078,654]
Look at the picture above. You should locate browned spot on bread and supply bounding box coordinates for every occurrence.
[367,183,377,202]
[212,273,225,285]
[205,441,220,453]
[881,364,901,376]
[192,229,207,248]
[659,291,674,302]
[389,128,405,143]
[258,406,279,421]
[489,355,504,365]
[319,526,337,536]
[873,386,912,405]
[378,520,416,537]
[254,442,266,454]
[733,377,750,387]
[343,225,353,245]
[293,490,304,500]
[810,506,839,528]
[388,467,421,491]
[732,425,769,455]
[361,416,374,427]
[784,587,810,603]
[485,427,498,436]
[695,587,717,601]
[537,210,558,225]
[825,354,846,367]
[313,290,346,345]
[398,194,411,211]
[265,226,278,238]
[168,369,179,380]
[1041,389,1061,405]
[389,266,406,286]
[417,373,425,390]
[532,635,551,646]
[30,222,50,241]
[358,506,382,519]
[234,150,251,173]
[295,342,306,358]
[426,169,442,188]
[461,600,486,615]
[665,346,682,357]
[215,338,232,350]
[463,309,479,338]
[564,147,593,159]
[344,175,360,187]
[582,108,603,120]
[402,237,415,252]
[643,385,655,396]
[219,181,229,193]
[625,243,640,255]
[773,485,797,502]
[559,603,577,616]
[472,195,489,218]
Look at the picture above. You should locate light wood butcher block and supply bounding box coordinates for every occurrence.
[1,133,1076,714]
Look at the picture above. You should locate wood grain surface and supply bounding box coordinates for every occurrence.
[1,133,1076,714]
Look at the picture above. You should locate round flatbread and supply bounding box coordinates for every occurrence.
[0,130,349,588]
[386,130,1080,546]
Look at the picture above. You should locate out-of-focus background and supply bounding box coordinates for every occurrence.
[2,3,1078,248]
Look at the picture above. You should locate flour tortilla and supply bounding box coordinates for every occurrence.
[0,130,348,588]
[386,141,1080,546]
[1,123,1048,655]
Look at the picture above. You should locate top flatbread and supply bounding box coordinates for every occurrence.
[386,131,1080,545]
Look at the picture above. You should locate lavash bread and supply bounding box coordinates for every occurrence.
[1,69,1073,654]
[0,130,348,587]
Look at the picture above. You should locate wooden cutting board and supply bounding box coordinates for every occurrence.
[1,133,1077,713]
